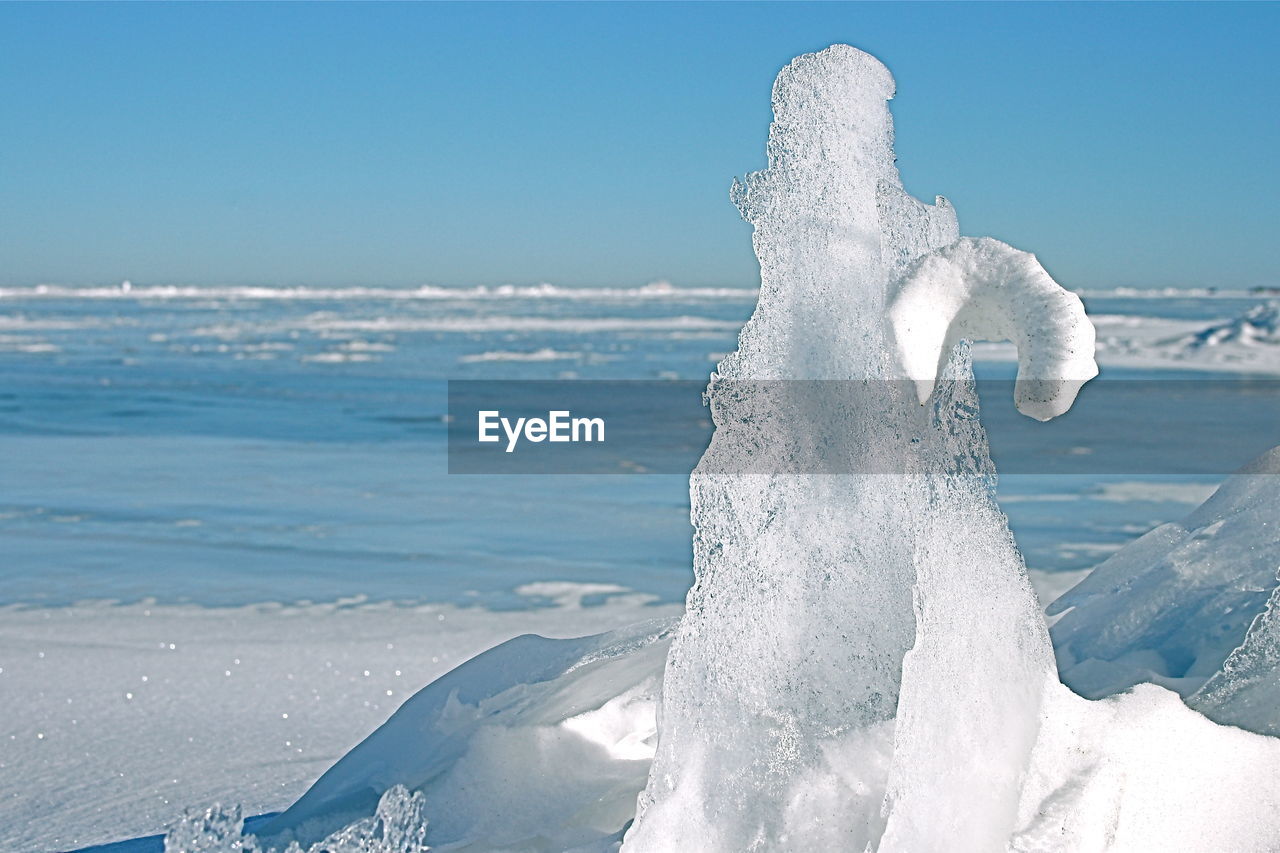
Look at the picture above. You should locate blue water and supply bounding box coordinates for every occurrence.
[0,285,1268,607]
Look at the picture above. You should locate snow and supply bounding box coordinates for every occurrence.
[255,620,673,852]
[889,236,1097,420]
[0,588,681,852]
[1180,300,1280,350]
[1012,682,1280,852]
[972,301,1280,376]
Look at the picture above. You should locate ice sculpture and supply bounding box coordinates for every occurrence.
[623,45,1094,853]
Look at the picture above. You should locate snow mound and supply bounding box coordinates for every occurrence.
[1050,445,1280,734]
[247,619,675,852]
[164,621,1280,853]
[888,236,1097,420]
[1012,682,1280,852]
[1100,300,1280,373]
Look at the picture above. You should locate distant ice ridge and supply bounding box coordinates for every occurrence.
[0,281,758,302]
[1051,444,1280,734]
[1079,286,1280,299]
[1178,299,1280,350]
[1083,300,1280,374]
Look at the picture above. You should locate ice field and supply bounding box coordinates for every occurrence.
[5,41,1280,850]
[3,278,1280,850]
[4,285,1280,850]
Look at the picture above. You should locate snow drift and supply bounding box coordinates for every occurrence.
[251,620,675,852]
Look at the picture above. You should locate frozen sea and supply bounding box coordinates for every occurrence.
[2,281,1279,850]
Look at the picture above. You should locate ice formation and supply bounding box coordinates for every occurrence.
[1181,300,1280,351]
[165,785,428,853]
[623,44,1280,852]
[1051,445,1280,734]
[624,45,1088,853]
[888,236,1097,420]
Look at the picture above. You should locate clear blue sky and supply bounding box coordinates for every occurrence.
[1,2,1276,290]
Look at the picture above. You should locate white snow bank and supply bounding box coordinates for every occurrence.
[1012,681,1280,852]
[1058,301,1280,376]
[889,236,1098,420]
[1050,445,1280,733]
[966,303,1280,376]
[0,588,680,853]
[251,620,674,852]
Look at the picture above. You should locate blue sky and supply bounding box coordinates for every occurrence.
[1,2,1276,290]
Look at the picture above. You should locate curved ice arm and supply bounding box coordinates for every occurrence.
[887,236,1098,421]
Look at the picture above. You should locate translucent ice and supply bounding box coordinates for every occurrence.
[164,786,429,853]
[1051,445,1280,734]
[165,803,257,853]
[624,44,1076,853]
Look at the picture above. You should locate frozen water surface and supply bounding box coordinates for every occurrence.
[5,44,1280,853]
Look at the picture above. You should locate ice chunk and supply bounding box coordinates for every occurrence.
[165,803,255,853]
[624,44,1066,853]
[1050,445,1280,731]
[1193,584,1280,735]
[164,786,428,853]
[888,236,1098,420]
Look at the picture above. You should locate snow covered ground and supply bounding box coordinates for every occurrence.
[0,570,1091,851]
[0,586,680,851]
